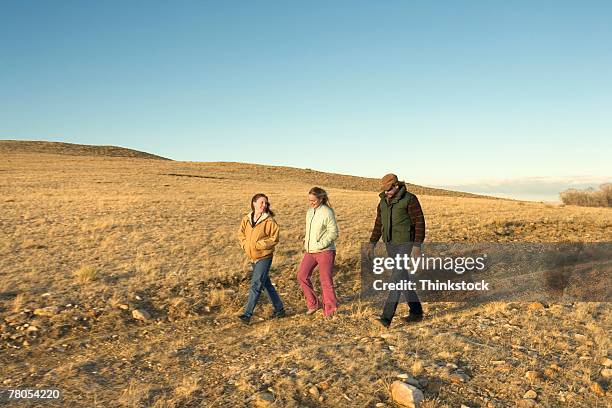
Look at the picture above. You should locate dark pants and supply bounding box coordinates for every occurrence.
[381,242,423,323]
[244,256,284,317]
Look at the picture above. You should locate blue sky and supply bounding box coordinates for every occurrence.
[1,1,610,199]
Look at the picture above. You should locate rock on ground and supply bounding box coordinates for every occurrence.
[132,309,151,321]
[390,380,424,408]
[253,391,274,407]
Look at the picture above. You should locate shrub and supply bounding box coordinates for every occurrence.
[559,183,612,207]
[74,264,98,283]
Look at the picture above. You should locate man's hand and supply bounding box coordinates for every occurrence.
[365,242,376,260]
[410,246,422,273]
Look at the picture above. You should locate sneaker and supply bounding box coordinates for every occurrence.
[238,314,251,325]
[377,317,391,328]
[270,309,286,319]
[402,313,424,323]
[306,308,319,316]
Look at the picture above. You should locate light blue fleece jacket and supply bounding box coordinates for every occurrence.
[304,204,339,253]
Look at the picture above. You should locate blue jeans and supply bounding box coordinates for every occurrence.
[381,242,423,323]
[244,256,284,317]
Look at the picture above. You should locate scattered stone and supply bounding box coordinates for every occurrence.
[396,374,420,386]
[449,373,470,383]
[132,309,151,321]
[135,295,143,301]
[26,326,39,332]
[253,391,274,407]
[375,403,386,408]
[590,381,605,396]
[601,368,612,379]
[33,306,60,317]
[308,385,320,398]
[389,380,424,408]
[118,304,129,310]
[495,228,511,236]
[525,371,540,381]
[380,332,393,339]
[600,357,612,367]
[523,390,537,399]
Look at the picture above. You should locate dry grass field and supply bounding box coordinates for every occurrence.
[0,141,611,407]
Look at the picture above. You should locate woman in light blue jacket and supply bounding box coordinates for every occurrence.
[297,187,339,316]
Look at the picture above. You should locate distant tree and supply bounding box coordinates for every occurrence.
[560,183,612,207]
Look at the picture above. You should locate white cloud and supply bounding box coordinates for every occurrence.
[433,176,611,202]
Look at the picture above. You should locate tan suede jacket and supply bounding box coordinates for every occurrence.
[238,212,280,261]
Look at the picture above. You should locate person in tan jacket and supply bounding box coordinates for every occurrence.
[237,193,285,325]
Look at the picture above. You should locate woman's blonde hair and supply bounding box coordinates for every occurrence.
[308,187,331,208]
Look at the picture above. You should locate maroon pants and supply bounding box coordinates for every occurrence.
[297,250,338,316]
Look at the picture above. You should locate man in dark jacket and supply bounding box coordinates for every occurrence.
[368,173,425,328]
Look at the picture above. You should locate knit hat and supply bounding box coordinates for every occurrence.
[380,173,399,192]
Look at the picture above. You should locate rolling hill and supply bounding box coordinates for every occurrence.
[0,140,609,407]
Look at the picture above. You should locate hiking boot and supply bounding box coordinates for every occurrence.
[270,309,286,319]
[377,317,391,328]
[238,314,251,325]
[402,313,424,323]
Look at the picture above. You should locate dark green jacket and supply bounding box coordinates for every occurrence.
[376,185,415,243]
